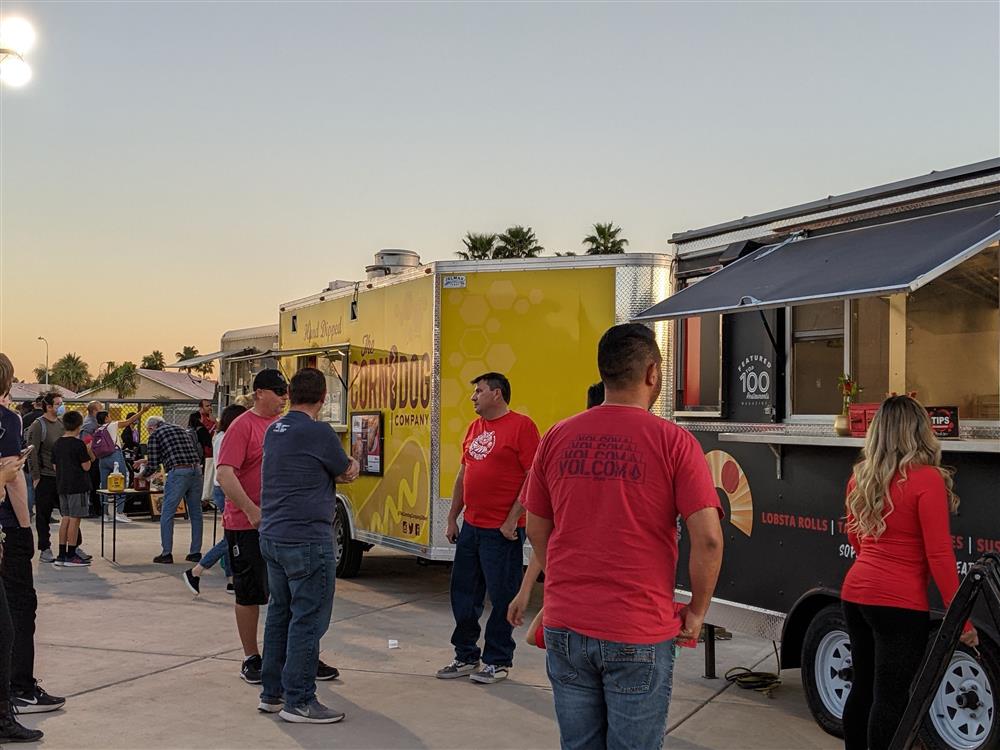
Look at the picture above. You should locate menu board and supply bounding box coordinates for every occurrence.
[351,412,384,476]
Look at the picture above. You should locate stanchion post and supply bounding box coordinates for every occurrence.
[704,623,717,679]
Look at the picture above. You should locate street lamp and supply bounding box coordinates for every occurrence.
[0,17,35,88]
[37,336,48,384]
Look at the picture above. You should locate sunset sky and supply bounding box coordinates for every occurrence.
[1,1,997,385]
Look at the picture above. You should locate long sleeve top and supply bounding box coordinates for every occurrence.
[841,465,961,612]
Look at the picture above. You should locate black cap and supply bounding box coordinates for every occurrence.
[252,369,288,391]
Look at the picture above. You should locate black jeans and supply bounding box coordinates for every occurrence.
[0,526,37,694]
[34,476,81,553]
[842,601,929,750]
[0,563,13,703]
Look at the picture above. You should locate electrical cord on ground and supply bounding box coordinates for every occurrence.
[724,641,782,698]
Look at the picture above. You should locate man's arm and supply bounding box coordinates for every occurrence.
[217,465,260,528]
[677,506,724,642]
[445,465,465,544]
[499,495,526,541]
[0,458,31,527]
[27,421,41,483]
[139,432,160,478]
[525,512,554,571]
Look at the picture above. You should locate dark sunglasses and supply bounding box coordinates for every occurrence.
[267,386,288,397]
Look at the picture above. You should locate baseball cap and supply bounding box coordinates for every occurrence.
[253,369,288,392]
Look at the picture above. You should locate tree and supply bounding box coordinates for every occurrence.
[175,346,213,376]
[583,222,628,255]
[456,232,497,260]
[495,226,543,258]
[106,362,140,398]
[141,350,166,370]
[33,365,50,383]
[50,353,92,392]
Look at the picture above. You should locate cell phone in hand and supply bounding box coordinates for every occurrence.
[18,446,33,459]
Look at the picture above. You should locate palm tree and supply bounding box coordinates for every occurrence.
[141,350,166,370]
[33,365,50,383]
[175,346,200,373]
[107,362,140,398]
[583,222,628,255]
[456,232,497,260]
[50,353,92,392]
[495,226,543,259]
[193,359,215,377]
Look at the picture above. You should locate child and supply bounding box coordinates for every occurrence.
[51,411,94,567]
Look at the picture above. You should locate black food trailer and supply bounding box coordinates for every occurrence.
[637,159,1000,750]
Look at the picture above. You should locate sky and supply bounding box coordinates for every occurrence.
[1,1,998,384]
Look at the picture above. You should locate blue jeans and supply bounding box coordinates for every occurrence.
[99,450,127,514]
[544,627,676,750]
[449,522,524,667]
[160,467,203,556]
[197,486,229,575]
[259,537,336,709]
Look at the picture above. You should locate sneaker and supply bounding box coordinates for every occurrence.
[61,555,91,568]
[241,654,263,684]
[470,664,509,684]
[278,699,345,724]
[226,583,235,595]
[257,697,282,713]
[316,660,340,681]
[153,553,174,564]
[185,553,201,563]
[182,569,200,596]
[52,555,66,568]
[0,711,44,742]
[114,513,132,524]
[38,549,55,563]
[75,548,92,561]
[435,659,480,679]
[11,682,66,714]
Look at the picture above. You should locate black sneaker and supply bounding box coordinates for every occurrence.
[257,697,282,713]
[436,659,480,679]
[185,553,201,563]
[0,707,43,743]
[241,654,263,684]
[316,660,340,681]
[278,699,345,724]
[153,553,174,564]
[182,569,200,596]
[11,682,66,714]
[226,583,235,595]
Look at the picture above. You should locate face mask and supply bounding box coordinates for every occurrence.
[55,404,66,417]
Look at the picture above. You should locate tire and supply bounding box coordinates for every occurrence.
[919,633,998,750]
[801,604,851,738]
[334,502,364,578]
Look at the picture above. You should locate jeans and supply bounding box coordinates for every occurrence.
[544,627,676,750]
[100,450,128,514]
[449,522,524,667]
[160,468,203,557]
[0,526,38,694]
[197,486,229,575]
[842,601,929,750]
[260,537,336,709]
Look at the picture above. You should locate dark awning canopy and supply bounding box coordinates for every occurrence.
[635,201,1000,321]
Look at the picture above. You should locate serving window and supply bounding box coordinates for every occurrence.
[791,301,844,415]
[674,278,721,415]
[296,352,348,427]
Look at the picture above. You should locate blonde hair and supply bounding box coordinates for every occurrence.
[846,395,958,539]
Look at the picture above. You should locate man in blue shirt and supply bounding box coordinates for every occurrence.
[257,367,358,724]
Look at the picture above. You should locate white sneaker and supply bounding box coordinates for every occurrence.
[114,513,132,524]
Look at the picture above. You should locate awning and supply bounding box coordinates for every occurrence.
[167,350,227,369]
[224,346,349,363]
[635,201,1000,321]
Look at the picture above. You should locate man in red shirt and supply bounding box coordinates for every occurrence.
[524,324,724,748]
[436,372,540,685]
[217,369,288,685]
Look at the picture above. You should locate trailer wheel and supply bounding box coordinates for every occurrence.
[801,604,850,738]
[919,634,998,750]
[334,502,364,578]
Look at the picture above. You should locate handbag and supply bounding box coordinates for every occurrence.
[201,457,216,502]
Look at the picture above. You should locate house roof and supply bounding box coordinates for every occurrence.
[9,383,79,402]
[76,369,216,401]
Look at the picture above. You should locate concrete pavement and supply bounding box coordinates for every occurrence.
[16,515,840,749]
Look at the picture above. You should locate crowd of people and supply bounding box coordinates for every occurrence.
[0,322,980,748]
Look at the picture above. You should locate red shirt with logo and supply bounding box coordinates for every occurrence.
[523,404,722,644]
[218,409,278,531]
[461,411,540,529]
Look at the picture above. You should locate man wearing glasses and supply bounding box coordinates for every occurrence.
[216,369,289,685]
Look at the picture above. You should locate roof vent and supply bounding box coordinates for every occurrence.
[365,249,421,280]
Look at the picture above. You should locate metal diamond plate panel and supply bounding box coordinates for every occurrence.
[615,265,674,419]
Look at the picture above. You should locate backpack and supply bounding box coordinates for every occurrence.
[91,425,118,459]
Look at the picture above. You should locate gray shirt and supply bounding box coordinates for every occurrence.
[27,415,66,481]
